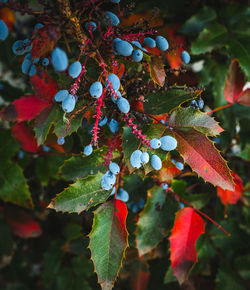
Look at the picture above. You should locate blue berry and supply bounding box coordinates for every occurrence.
[108,118,119,133]
[143,37,156,48]
[81,118,88,128]
[62,94,76,113]
[34,23,44,32]
[132,49,143,62]
[138,199,145,209]
[151,154,162,170]
[109,162,120,175]
[101,171,116,190]
[105,74,120,91]
[99,116,107,127]
[117,188,129,202]
[111,91,121,103]
[57,137,65,145]
[160,136,177,151]
[112,38,122,54]
[156,36,169,51]
[131,41,142,49]
[115,40,133,56]
[51,47,69,72]
[29,65,37,77]
[162,183,168,190]
[33,57,40,64]
[42,58,49,66]
[84,21,97,31]
[0,20,8,40]
[141,152,149,164]
[117,97,130,114]
[190,100,198,109]
[110,0,120,3]
[18,150,24,159]
[131,203,138,213]
[198,98,204,109]
[84,144,93,156]
[176,162,184,171]
[12,40,27,55]
[181,51,191,64]
[89,81,103,98]
[21,59,32,74]
[42,145,50,152]
[179,203,185,209]
[54,90,69,102]
[150,138,161,149]
[23,39,32,52]
[130,150,142,169]
[69,61,82,78]
[104,11,120,26]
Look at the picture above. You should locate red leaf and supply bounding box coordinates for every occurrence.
[130,259,150,290]
[237,88,250,106]
[12,122,39,153]
[172,128,234,191]
[217,172,243,207]
[156,153,181,183]
[169,207,206,284]
[224,59,245,104]
[31,25,60,58]
[30,71,58,101]
[5,208,42,239]
[114,199,128,232]
[14,95,50,122]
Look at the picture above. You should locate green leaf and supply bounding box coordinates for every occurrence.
[42,240,65,289]
[136,187,178,256]
[179,6,216,35]
[0,130,19,162]
[89,199,128,290]
[144,87,193,114]
[0,161,33,208]
[226,38,250,80]
[48,172,111,214]
[191,22,228,55]
[183,193,210,210]
[53,108,84,137]
[35,155,68,185]
[172,128,234,191]
[169,107,224,136]
[35,105,57,146]
[171,180,187,195]
[216,265,245,290]
[0,223,13,259]
[60,147,115,181]
[237,145,250,161]
[164,265,177,284]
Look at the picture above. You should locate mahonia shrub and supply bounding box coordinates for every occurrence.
[0,0,249,289]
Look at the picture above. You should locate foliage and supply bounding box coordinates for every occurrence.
[0,0,249,290]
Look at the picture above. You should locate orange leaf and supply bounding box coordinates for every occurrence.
[217,172,243,207]
[0,8,15,31]
[156,153,181,183]
[169,207,206,284]
[149,56,166,87]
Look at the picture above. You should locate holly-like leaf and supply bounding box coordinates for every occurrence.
[35,105,57,146]
[169,107,224,136]
[217,172,243,208]
[169,207,206,284]
[60,148,110,181]
[136,187,178,256]
[144,87,193,115]
[48,172,111,214]
[1,95,50,122]
[191,22,227,55]
[149,56,166,87]
[172,128,234,191]
[224,59,245,104]
[5,208,42,238]
[30,71,58,101]
[12,122,39,153]
[0,161,33,208]
[89,199,128,290]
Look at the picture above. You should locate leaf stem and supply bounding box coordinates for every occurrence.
[207,103,234,115]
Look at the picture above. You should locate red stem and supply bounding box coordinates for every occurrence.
[207,103,234,115]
